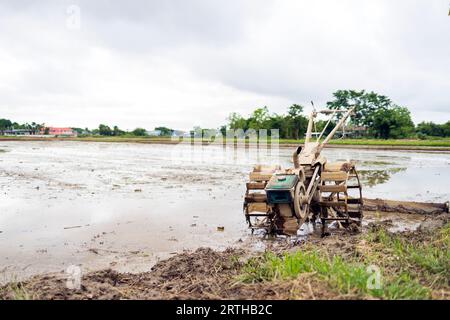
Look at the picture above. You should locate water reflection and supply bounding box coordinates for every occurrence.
[358,168,407,187]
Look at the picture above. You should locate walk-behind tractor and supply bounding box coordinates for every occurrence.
[244,106,363,237]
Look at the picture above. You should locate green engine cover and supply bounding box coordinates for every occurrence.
[266,174,298,190]
[265,174,298,204]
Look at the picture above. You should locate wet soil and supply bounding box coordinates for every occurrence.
[363,198,448,215]
[2,213,448,300]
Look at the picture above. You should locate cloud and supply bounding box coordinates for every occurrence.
[0,0,449,130]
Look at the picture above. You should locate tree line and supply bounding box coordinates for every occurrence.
[87,125,174,137]
[0,119,176,137]
[226,90,450,140]
[0,119,44,132]
[2,90,449,140]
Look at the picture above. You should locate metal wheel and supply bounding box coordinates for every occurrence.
[294,181,308,225]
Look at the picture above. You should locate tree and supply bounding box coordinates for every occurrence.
[248,107,270,130]
[372,106,414,139]
[442,121,450,137]
[219,125,227,137]
[131,128,148,136]
[113,125,125,136]
[327,90,392,127]
[287,104,308,139]
[155,126,173,136]
[265,114,289,138]
[326,90,417,139]
[227,112,248,130]
[71,127,84,135]
[0,119,12,130]
[416,122,444,137]
[315,119,336,137]
[98,124,112,136]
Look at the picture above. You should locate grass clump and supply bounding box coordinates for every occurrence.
[240,249,430,299]
[366,223,450,285]
[0,282,32,300]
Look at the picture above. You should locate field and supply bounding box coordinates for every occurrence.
[0,140,449,300]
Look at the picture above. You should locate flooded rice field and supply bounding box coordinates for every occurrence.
[0,141,449,282]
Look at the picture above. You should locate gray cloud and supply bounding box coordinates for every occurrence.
[0,0,449,130]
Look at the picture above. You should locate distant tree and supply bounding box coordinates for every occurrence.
[98,124,112,136]
[287,104,308,139]
[327,90,417,139]
[416,122,444,137]
[442,121,450,137]
[191,126,202,138]
[0,119,12,130]
[131,128,148,136]
[227,113,248,131]
[219,125,227,136]
[248,106,270,130]
[265,114,289,138]
[227,106,305,139]
[113,125,125,136]
[155,126,173,136]
[71,128,84,134]
[190,126,221,139]
[315,119,336,137]
[372,106,414,139]
[327,90,392,127]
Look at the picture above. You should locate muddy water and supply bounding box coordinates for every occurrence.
[0,141,449,281]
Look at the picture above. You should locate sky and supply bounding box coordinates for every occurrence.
[0,0,449,131]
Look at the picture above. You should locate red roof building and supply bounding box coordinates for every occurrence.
[40,127,77,136]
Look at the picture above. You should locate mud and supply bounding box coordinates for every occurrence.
[0,141,449,284]
[0,247,336,300]
[363,198,448,215]
[2,213,448,300]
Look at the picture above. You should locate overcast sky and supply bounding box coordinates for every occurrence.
[0,0,449,130]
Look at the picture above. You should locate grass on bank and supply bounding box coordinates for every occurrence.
[239,223,450,299]
[366,223,450,284]
[0,281,33,300]
[1,135,450,147]
[279,138,450,147]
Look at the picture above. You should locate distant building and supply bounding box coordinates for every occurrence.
[345,126,368,138]
[146,129,189,137]
[2,129,37,136]
[40,127,78,137]
[171,130,190,137]
[146,130,162,136]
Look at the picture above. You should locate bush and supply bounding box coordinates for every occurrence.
[131,128,148,136]
[417,132,428,140]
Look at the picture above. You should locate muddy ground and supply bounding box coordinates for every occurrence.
[1,212,448,300]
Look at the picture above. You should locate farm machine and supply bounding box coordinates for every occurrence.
[244,106,363,237]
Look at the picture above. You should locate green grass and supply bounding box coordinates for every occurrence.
[0,282,32,300]
[278,138,450,147]
[2,135,450,148]
[240,249,430,299]
[366,224,450,282]
[239,223,450,299]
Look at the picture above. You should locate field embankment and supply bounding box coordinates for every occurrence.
[1,136,450,151]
